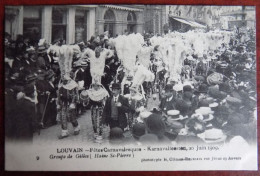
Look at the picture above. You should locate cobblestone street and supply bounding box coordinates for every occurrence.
[33,94,160,146]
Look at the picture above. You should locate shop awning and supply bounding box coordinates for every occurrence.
[188,20,207,28]
[171,17,206,28]
[173,17,193,26]
[102,5,143,12]
[72,5,98,8]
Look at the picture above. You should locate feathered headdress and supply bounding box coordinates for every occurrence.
[58,45,74,78]
[132,64,154,87]
[112,33,144,74]
[47,45,80,79]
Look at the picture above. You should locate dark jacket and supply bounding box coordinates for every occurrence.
[159,96,176,114]
[102,95,130,129]
[36,79,49,104]
[44,81,57,125]
[14,98,36,142]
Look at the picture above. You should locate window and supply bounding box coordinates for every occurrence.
[52,7,67,43]
[127,12,136,22]
[127,12,137,34]
[104,9,115,37]
[75,10,87,43]
[23,6,41,46]
[104,9,115,21]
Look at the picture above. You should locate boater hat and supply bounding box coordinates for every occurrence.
[173,84,183,92]
[38,45,48,54]
[139,111,152,121]
[202,128,227,144]
[25,73,38,84]
[167,110,180,119]
[226,96,242,106]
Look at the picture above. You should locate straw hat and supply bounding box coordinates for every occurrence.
[202,128,227,144]
[139,111,152,121]
[167,110,180,119]
[173,83,183,92]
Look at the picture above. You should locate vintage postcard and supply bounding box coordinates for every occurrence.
[4,4,257,171]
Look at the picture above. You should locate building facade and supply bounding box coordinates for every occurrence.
[165,5,256,31]
[5,5,167,43]
[5,5,96,44]
[166,5,209,32]
[95,5,144,37]
[143,5,167,35]
[220,6,256,30]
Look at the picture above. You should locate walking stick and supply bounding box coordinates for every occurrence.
[40,92,51,128]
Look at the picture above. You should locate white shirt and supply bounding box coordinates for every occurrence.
[114,95,119,102]
[49,81,54,88]
[166,95,173,102]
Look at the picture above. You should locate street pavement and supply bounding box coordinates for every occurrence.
[33,93,160,145]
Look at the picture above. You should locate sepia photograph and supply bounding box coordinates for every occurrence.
[4,4,257,171]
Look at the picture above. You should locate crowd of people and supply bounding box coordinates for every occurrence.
[4,27,257,147]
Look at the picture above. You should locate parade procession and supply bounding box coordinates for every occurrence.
[4,6,257,147]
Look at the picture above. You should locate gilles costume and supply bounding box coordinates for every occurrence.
[57,78,79,137]
[50,45,81,138]
[80,47,112,141]
[81,84,109,140]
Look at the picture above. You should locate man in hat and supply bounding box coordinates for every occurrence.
[196,55,206,76]
[194,83,208,98]
[175,118,206,145]
[12,49,25,75]
[21,47,38,75]
[183,54,192,66]
[37,45,49,70]
[159,84,176,115]
[27,46,38,72]
[101,58,115,95]
[142,113,171,143]
[103,83,131,131]
[211,105,229,129]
